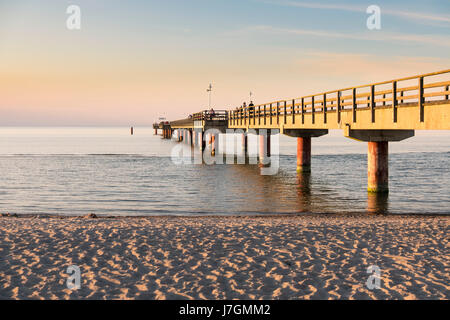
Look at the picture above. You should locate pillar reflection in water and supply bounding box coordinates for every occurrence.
[367,192,389,214]
[296,172,312,212]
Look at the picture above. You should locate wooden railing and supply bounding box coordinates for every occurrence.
[193,110,228,121]
[157,121,171,128]
[228,69,450,126]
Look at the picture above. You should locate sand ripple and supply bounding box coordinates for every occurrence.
[0,215,448,300]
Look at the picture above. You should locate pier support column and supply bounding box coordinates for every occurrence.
[206,133,212,153]
[283,129,328,173]
[344,128,415,193]
[296,137,311,173]
[199,131,205,152]
[211,134,216,156]
[368,141,389,193]
[241,133,248,157]
[258,131,271,167]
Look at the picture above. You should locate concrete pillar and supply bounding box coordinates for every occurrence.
[206,133,211,151]
[154,128,157,135]
[344,129,414,194]
[296,137,311,173]
[259,132,270,167]
[211,134,216,156]
[241,133,247,157]
[199,131,204,151]
[368,141,389,193]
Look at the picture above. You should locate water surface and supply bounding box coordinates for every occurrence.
[0,127,448,216]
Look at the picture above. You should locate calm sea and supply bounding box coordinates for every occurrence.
[0,127,449,216]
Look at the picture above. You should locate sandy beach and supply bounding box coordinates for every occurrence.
[0,214,448,300]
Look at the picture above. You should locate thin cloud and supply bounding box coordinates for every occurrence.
[295,51,450,78]
[231,25,450,48]
[258,0,450,24]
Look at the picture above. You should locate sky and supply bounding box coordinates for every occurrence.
[0,0,449,126]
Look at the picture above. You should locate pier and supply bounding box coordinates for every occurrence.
[157,70,450,193]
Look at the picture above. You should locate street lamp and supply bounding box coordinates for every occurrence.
[207,83,212,108]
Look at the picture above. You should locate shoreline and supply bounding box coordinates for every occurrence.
[0,214,448,300]
[2,211,450,219]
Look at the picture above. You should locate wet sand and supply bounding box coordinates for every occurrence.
[0,214,448,300]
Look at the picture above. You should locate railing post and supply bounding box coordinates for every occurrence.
[337,91,341,124]
[419,76,424,122]
[258,106,261,125]
[292,99,295,124]
[323,93,327,124]
[264,105,267,125]
[269,104,272,125]
[284,101,287,125]
[311,96,315,124]
[301,97,305,124]
[371,85,375,123]
[392,81,397,123]
[352,88,357,123]
[446,85,449,100]
[276,102,279,125]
